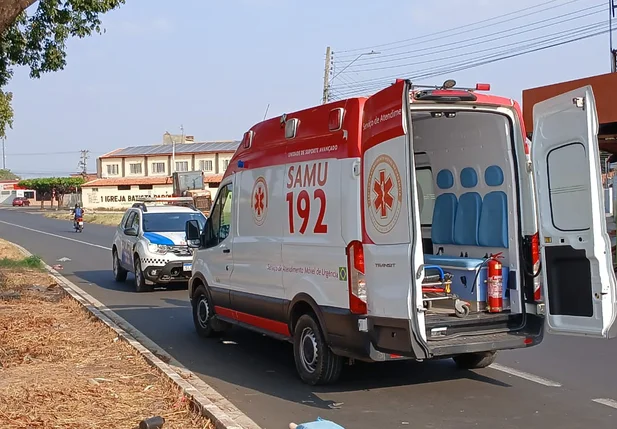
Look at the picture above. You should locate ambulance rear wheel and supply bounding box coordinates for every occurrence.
[293,314,343,385]
[452,351,497,369]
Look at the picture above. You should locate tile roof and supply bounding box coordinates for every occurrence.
[81,177,173,188]
[81,174,224,188]
[100,141,241,158]
[203,174,223,183]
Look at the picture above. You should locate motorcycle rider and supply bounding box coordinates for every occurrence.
[71,203,84,229]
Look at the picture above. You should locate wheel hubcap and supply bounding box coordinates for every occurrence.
[299,327,318,374]
[197,297,209,329]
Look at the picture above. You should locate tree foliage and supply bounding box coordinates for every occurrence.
[0,0,125,137]
[18,176,85,194]
[0,168,19,179]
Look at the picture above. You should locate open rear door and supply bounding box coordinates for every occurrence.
[531,85,617,339]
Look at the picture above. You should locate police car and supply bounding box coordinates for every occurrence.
[112,197,207,292]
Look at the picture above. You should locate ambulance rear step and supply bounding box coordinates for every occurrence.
[428,331,537,357]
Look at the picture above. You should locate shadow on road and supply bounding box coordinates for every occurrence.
[70,270,512,411]
[72,270,188,293]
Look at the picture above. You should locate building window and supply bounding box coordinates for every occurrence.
[151,162,166,174]
[106,164,119,176]
[91,188,99,192]
[223,159,230,170]
[24,191,35,199]
[129,163,142,174]
[138,184,153,190]
[199,160,213,171]
[175,161,189,172]
[118,185,131,191]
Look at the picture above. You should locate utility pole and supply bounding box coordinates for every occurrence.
[78,150,89,178]
[322,46,332,104]
[1,137,5,170]
[611,0,617,72]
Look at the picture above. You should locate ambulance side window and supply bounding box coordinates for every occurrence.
[205,184,233,247]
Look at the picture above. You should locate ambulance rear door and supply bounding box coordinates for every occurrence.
[361,80,429,357]
[530,85,617,339]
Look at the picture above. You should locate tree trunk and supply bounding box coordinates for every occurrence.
[0,0,37,34]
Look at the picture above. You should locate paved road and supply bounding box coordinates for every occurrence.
[1,207,616,429]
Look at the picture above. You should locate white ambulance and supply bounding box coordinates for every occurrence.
[185,80,617,385]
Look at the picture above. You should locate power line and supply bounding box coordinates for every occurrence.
[331,25,609,99]
[338,4,604,71]
[332,19,606,94]
[5,150,105,156]
[332,20,607,95]
[334,0,582,56]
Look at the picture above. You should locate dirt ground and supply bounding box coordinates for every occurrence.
[43,211,125,227]
[0,239,213,429]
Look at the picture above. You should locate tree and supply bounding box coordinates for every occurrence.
[0,168,19,179]
[19,176,85,208]
[0,0,125,137]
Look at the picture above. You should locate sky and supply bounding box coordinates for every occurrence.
[2,0,613,178]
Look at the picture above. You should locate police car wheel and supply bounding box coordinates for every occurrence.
[453,351,497,369]
[134,258,152,293]
[112,249,127,282]
[293,314,343,385]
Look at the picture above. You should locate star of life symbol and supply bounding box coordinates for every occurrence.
[366,154,402,234]
[252,176,268,226]
[374,169,394,219]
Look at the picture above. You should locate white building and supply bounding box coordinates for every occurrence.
[84,140,239,209]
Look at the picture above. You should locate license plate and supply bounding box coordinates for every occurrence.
[78,222,83,226]
[183,263,192,272]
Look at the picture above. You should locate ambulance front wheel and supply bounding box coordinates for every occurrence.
[452,351,497,369]
[293,314,343,385]
[192,285,229,338]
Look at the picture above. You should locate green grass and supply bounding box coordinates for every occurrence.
[0,255,44,270]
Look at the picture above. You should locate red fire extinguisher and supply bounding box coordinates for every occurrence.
[486,252,504,313]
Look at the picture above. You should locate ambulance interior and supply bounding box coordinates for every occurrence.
[411,109,526,335]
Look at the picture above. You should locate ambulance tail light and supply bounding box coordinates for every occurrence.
[346,240,367,315]
[531,232,542,302]
[475,83,491,91]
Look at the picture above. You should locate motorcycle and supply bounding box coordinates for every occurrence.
[74,217,84,233]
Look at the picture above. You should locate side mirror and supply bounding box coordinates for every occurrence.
[185,219,201,248]
[124,227,138,237]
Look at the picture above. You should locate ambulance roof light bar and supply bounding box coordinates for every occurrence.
[408,79,491,92]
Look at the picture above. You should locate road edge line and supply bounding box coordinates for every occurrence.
[10,241,262,429]
[592,398,617,409]
[489,363,562,387]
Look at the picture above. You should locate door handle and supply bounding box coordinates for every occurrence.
[222,248,230,254]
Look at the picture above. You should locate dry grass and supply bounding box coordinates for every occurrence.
[43,212,125,227]
[0,239,213,429]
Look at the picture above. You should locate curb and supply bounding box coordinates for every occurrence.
[9,242,262,429]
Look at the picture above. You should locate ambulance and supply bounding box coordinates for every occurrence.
[185,79,617,385]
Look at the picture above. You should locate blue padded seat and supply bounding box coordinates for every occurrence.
[484,165,504,187]
[431,169,457,245]
[454,167,481,246]
[479,165,508,248]
[424,254,486,270]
